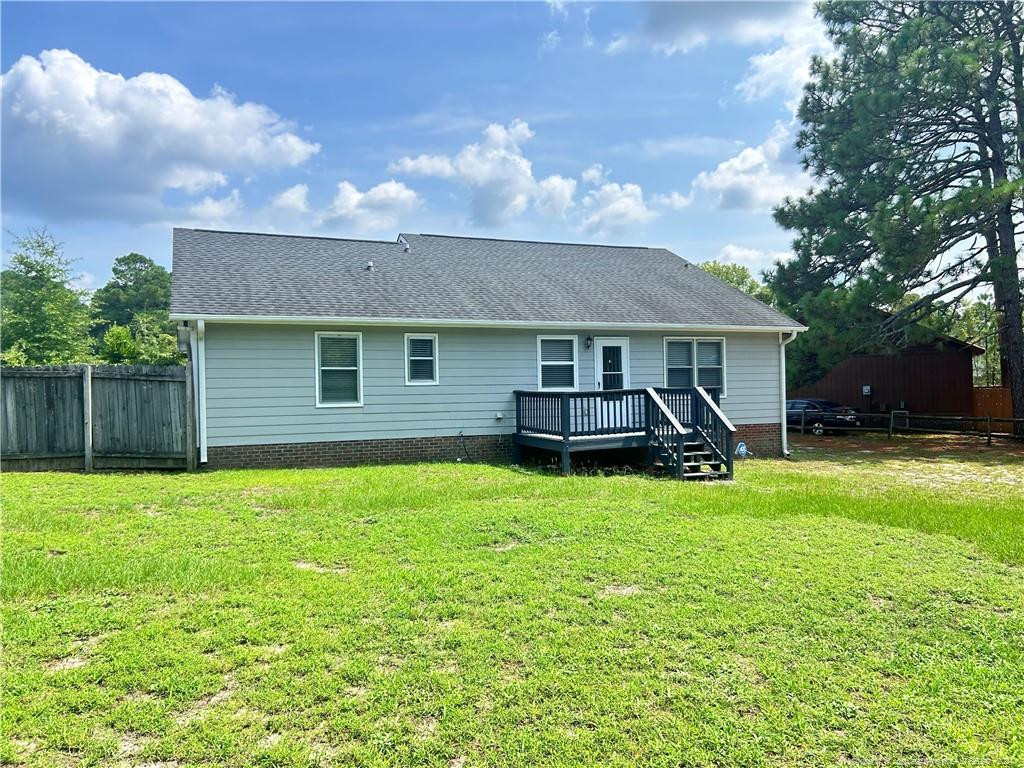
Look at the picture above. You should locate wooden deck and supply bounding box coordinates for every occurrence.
[513,386,736,480]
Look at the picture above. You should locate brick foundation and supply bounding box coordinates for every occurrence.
[207,424,784,469]
[733,423,783,457]
[206,433,514,469]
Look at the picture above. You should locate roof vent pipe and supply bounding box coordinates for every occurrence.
[366,261,375,271]
[403,242,410,253]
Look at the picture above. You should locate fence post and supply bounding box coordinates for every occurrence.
[801,408,806,435]
[82,364,93,472]
[888,411,894,438]
[987,415,992,447]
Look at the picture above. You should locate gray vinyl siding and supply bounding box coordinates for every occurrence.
[203,324,781,446]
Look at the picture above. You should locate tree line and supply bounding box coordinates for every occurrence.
[1,229,182,367]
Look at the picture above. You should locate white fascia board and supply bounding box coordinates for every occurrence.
[169,312,808,334]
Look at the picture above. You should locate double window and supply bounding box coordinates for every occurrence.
[316,332,362,407]
[537,335,578,390]
[664,337,726,395]
[405,333,438,385]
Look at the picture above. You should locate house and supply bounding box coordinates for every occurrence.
[791,336,983,415]
[170,229,806,477]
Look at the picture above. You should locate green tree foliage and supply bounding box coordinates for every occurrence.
[100,312,182,366]
[1,230,94,364]
[771,2,1024,421]
[949,294,1010,387]
[699,261,775,305]
[91,252,172,338]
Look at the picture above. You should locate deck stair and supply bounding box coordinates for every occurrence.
[514,385,736,481]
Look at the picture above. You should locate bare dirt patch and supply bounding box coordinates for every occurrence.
[176,674,237,725]
[294,560,350,575]
[45,655,87,672]
[491,540,521,552]
[117,731,147,757]
[414,715,439,739]
[869,594,894,611]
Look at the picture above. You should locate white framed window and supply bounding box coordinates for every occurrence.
[537,335,578,391]
[663,337,727,396]
[664,337,694,388]
[405,333,438,385]
[315,332,363,407]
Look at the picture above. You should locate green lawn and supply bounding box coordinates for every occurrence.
[3,434,1023,767]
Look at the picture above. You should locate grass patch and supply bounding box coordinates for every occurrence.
[3,434,1023,766]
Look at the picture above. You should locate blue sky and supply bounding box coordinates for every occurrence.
[1,1,831,289]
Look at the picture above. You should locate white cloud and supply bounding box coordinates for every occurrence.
[390,119,577,226]
[546,0,568,20]
[607,1,805,56]
[651,191,692,210]
[720,246,790,270]
[270,183,310,214]
[320,180,420,232]
[735,6,833,109]
[387,153,456,178]
[581,182,656,235]
[692,122,810,212]
[581,163,607,185]
[188,189,243,224]
[1,49,320,222]
[606,2,832,114]
[72,271,98,293]
[718,243,793,272]
[535,175,577,218]
[539,30,562,55]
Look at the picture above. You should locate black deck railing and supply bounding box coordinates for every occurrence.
[513,386,735,476]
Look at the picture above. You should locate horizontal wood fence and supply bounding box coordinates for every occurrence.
[1,365,196,472]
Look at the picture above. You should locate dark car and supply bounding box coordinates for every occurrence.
[786,399,860,435]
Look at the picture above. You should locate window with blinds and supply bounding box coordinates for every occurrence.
[664,339,694,388]
[316,332,362,406]
[664,338,726,395]
[405,334,438,385]
[538,336,577,390]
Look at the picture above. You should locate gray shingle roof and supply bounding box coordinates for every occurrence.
[170,228,802,329]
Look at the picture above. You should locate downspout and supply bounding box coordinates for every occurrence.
[779,330,798,457]
[196,319,208,464]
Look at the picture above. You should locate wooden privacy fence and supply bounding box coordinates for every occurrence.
[972,386,1013,420]
[1,365,195,471]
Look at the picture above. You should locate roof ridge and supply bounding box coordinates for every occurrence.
[404,232,657,251]
[178,227,402,246]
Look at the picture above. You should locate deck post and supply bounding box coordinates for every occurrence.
[644,392,655,466]
[675,434,684,479]
[560,393,572,475]
[725,430,734,479]
[560,443,571,475]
